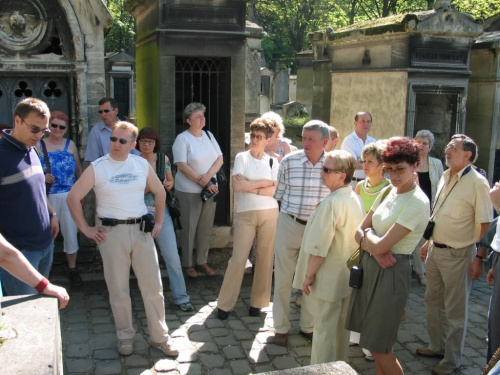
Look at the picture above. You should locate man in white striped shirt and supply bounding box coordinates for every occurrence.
[272,120,331,346]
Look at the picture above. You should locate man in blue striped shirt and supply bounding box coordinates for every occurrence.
[272,120,331,346]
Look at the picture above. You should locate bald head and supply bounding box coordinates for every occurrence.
[325,125,339,152]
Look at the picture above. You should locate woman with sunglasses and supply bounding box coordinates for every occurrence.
[38,111,83,287]
[136,127,194,312]
[216,118,278,320]
[347,137,430,375]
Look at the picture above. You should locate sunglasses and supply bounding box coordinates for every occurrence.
[382,166,408,175]
[250,133,265,141]
[322,166,342,174]
[50,123,67,130]
[110,136,130,145]
[98,109,113,114]
[138,139,155,145]
[21,119,50,135]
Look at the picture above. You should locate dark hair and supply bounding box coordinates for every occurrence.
[354,111,372,121]
[382,137,420,166]
[136,127,161,152]
[14,98,50,120]
[50,110,69,125]
[98,97,118,109]
[249,118,275,139]
[451,134,477,163]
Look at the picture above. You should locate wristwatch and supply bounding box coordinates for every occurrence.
[49,212,57,219]
[476,254,487,263]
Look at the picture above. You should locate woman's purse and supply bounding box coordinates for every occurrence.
[156,153,182,230]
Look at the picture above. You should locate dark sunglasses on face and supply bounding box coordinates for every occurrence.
[322,166,342,174]
[98,109,112,114]
[21,118,50,135]
[110,136,129,145]
[51,123,67,130]
[250,133,265,141]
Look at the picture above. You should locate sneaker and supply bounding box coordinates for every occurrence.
[68,268,83,287]
[178,302,194,312]
[151,340,179,357]
[117,338,134,356]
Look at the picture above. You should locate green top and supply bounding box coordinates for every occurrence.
[145,158,171,212]
[357,178,390,213]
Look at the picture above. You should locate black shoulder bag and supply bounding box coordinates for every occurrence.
[156,153,182,230]
[204,130,227,185]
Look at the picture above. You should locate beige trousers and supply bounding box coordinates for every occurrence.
[98,221,169,343]
[310,294,350,365]
[272,212,315,334]
[217,208,279,311]
[425,242,475,370]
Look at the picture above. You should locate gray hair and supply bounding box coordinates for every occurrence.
[303,120,330,139]
[261,111,285,137]
[415,129,435,149]
[183,102,206,123]
[451,134,478,163]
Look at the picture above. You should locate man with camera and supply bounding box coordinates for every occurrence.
[67,121,179,358]
[417,134,492,375]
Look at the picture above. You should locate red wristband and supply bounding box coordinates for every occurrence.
[35,277,49,293]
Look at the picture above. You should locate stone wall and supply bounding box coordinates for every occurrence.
[331,71,408,142]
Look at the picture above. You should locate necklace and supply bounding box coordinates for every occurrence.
[51,137,64,152]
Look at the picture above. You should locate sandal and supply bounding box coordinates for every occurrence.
[183,267,197,278]
[195,263,215,276]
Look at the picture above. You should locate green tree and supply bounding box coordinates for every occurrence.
[104,0,135,55]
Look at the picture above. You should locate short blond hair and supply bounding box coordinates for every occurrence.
[325,150,356,184]
[114,121,138,141]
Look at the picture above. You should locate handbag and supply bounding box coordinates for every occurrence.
[156,153,182,230]
[40,140,52,195]
[204,130,227,186]
[346,185,393,270]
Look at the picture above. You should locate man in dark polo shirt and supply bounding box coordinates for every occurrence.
[0,98,59,295]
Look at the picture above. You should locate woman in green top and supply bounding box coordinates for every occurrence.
[355,142,390,213]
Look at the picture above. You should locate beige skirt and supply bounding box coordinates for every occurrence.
[346,252,411,354]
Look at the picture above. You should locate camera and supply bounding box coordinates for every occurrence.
[140,213,155,233]
[200,178,218,202]
[349,266,363,289]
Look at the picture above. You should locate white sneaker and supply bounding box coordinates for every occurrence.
[117,338,134,356]
[151,340,179,357]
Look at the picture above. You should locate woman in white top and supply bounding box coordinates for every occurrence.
[413,130,444,286]
[217,118,278,320]
[172,103,223,278]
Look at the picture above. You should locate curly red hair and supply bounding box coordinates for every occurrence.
[382,137,421,166]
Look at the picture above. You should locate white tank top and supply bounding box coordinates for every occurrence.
[92,154,149,219]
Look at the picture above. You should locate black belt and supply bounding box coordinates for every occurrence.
[287,214,307,225]
[352,177,364,182]
[99,217,142,226]
[433,242,449,248]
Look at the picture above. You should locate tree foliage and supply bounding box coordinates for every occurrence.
[104,0,135,55]
[251,0,500,71]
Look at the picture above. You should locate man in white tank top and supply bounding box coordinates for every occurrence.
[67,122,179,358]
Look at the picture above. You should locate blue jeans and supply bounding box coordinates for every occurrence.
[151,210,190,305]
[0,242,54,296]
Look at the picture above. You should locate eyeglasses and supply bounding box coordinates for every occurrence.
[322,166,342,174]
[383,166,408,175]
[250,133,265,141]
[110,136,130,145]
[139,139,155,145]
[21,119,50,135]
[98,109,113,114]
[50,123,67,130]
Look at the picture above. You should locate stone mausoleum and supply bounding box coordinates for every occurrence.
[305,6,496,173]
[125,0,263,232]
[0,0,113,154]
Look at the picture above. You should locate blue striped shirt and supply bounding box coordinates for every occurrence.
[273,150,330,220]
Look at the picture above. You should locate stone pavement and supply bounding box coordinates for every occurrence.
[53,250,490,375]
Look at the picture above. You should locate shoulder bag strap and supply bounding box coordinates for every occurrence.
[40,140,51,174]
[156,152,165,181]
[430,165,471,219]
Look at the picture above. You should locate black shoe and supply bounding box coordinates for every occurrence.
[69,269,83,287]
[249,306,260,317]
[217,308,229,320]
